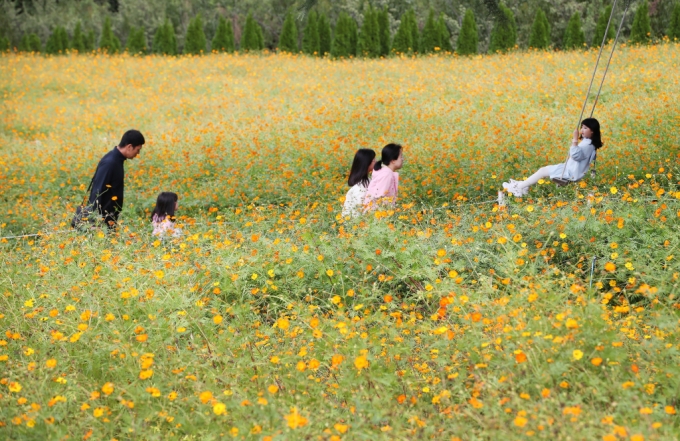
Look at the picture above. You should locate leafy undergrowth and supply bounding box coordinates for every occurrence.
[1,45,680,439]
[1,171,679,440]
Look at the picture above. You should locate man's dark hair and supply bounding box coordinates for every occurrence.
[119,129,145,147]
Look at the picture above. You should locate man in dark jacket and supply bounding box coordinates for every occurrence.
[88,130,145,228]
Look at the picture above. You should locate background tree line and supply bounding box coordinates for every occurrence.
[1,0,679,55]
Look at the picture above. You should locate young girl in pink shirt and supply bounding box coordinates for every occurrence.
[364,143,403,211]
[151,192,182,238]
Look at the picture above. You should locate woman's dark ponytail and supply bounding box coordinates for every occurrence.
[374,144,402,170]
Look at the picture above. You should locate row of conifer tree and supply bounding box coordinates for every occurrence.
[3,2,680,56]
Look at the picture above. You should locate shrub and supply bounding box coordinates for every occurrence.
[593,6,615,46]
[71,22,86,52]
[126,27,147,55]
[21,33,42,52]
[184,14,207,55]
[456,9,478,55]
[318,13,332,56]
[212,16,235,53]
[0,36,9,52]
[630,0,652,44]
[669,3,680,41]
[153,19,177,55]
[99,17,121,53]
[241,13,264,51]
[420,9,439,54]
[278,11,298,53]
[331,12,356,58]
[392,11,413,54]
[85,29,96,52]
[563,12,585,50]
[45,26,69,54]
[438,14,452,52]
[377,7,391,56]
[488,3,517,53]
[528,8,550,49]
[407,9,420,53]
[302,11,320,55]
[358,6,380,57]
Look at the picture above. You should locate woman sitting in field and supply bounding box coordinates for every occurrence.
[342,149,376,218]
[364,143,403,211]
[151,192,182,238]
[502,118,602,197]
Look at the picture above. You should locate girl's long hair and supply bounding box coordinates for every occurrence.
[151,192,178,222]
[374,143,402,170]
[348,149,376,187]
[581,118,603,149]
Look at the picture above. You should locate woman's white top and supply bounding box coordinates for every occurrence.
[547,138,596,181]
[342,183,369,218]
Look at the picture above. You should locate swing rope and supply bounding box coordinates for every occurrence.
[557,0,632,182]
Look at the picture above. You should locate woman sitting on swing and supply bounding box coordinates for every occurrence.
[503,118,603,197]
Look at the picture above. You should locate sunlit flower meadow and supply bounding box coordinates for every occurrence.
[0,45,679,440]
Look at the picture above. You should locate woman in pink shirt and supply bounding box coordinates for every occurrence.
[364,143,403,211]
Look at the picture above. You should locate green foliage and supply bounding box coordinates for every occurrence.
[44,30,60,54]
[456,9,478,55]
[407,9,420,53]
[593,6,615,46]
[377,7,391,56]
[99,17,121,53]
[302,11,320,55]
[126,27,147,54]
[563,12,585,50]
[349,18,359,55]
[318,13,332,56]
[392,10,413,54]
[45,26,69,54]
[529,8,550,49]
[331,12,356,58]
[670,3,680,41]
[241,12,264,51]
[438,14,452,52]
[420,9,439,54]
[488,3,517,53]
[184,14,207,55]
[278,11,298,53]
[256,21,265,49]
[358,6,380,57]
[20,33,42,52]
[0,36,9,52]
[153,19,177,55]
[630,0,652,44]
[71,22,86,52]
[331,12,355,58]
[85,29,96,52]
[212,16,235,52]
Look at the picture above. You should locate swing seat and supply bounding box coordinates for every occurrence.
[552,169,596,187]
[551,177,573,187]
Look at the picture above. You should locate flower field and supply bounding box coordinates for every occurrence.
[1,46,680,440]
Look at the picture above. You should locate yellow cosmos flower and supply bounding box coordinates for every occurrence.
[213,402,227,415]
[354,355,369,370]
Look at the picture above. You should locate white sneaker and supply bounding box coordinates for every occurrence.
[502,181,526,197]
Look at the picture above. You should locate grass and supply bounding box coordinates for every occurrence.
[0,45,679,440]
